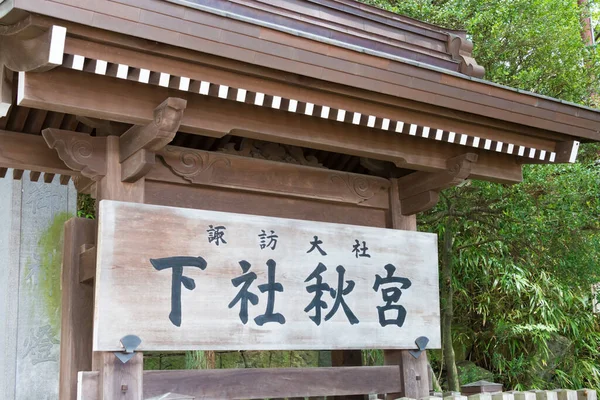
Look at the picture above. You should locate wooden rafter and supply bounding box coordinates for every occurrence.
[397,153,478,215]
[19,68,523,183]
[0,15,65,116]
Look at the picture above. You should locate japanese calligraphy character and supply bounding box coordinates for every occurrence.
[22,325,59,365]
[373,264,412,327]
[254,259,286,325]
[259,230,278,250]
[326,265,359,324]
[150,256,207,327]
[228,260,259,324]
[207,225,227,246]
[307,235,327,256]
[352,240,371,258]
[304,262,331,326]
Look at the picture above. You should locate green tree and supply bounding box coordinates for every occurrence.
[361,0,600,390]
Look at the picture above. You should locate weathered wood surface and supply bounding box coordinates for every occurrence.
[94,200,440,351]
[76,366,402,399]
[0,129,75,175]
[0,169,76,399]
[142,366,402,399]
[77,371,98,400]
[19,68,523,184]
[155,146,391,209]
[60,218,96,400]
[16,0,600,142]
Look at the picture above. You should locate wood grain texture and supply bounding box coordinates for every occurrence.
[94,200,440,351]
[143,366,401,399]
[19,68,523,183]
[93,352,143,400]
[60,218,97,400]
[387,178,431,400]
[61,34,563,151]
[21,0,600,141]
[77,371,99,400]
[157,146,391,209]
[0,128,74,175]
[144,181,390,228]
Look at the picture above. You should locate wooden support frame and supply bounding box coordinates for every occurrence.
[397,153,478,215]
[76,366,402,399]
[20,67,523,183]
[60,218,97,400]
[119,97,186,182]
[0,15,65,116]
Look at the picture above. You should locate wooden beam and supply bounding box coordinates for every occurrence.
[119,98,186,162]
[19,68,523,183]
[78,244,96,284]
[60,218,97,400]
[155,146,391,209]
[143,366,401,399]
[0,17,65,115]
[397,153,478,215]
[119,97,186,182]
[0,16,65,72]
[0,129,74,175]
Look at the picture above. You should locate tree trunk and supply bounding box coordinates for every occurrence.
[578,0,594,45]
[441,217,460,392]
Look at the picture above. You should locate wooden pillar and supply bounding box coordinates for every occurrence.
[331,350,365,400]
[92,135,144,399]
[385,178,431,400]
[59,218,97,399]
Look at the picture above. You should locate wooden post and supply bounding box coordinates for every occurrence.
[385,178,431,400]
[331,350,365,400]
[92,135,145,399]
[59,218,97,400]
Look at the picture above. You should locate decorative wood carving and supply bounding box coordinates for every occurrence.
[157,146,390,209]
[119,97,186,182]
[221,138,323,168]
[42,128,107,181]
[397,153,478,215]
[159,146,232,183]
[329,173,377,204]
[447,34,485,79]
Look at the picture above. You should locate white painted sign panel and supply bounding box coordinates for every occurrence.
[94,200,440,351]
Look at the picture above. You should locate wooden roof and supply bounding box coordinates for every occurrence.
[0,0,598,187]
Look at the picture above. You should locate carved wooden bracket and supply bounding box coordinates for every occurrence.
[159,146,232,183]
[447,34,485,79]
[119,97,187,182]
[42,128,107,181]
[0,16,66,117]
[397,153,478,215]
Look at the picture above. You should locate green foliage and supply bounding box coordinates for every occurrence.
[421,147,600,390]
[358,0,600,390]
[360,0,600,106]
[77,193,95,219]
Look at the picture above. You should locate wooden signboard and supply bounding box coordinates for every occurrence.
[93,200,440,351]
